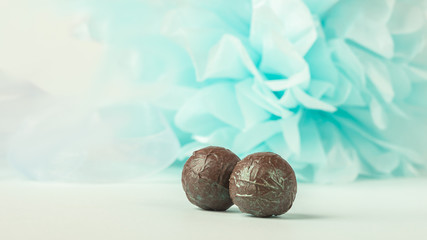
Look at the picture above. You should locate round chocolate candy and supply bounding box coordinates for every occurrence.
[229,152,297,217]
[182,146,240,211]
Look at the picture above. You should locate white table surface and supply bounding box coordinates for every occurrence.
[0,173,426,240]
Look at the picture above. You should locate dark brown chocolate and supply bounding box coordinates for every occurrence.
[229,152,297,217]
[182,146,240,211]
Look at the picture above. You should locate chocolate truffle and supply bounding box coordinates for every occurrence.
[182,146,240,211]
[229,152,297,217]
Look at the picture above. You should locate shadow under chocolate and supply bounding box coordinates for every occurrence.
[245,213,332,220]
[195,206,241,214]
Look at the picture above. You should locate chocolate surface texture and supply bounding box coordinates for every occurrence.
[229,152,297,217]
[182,146,240,211]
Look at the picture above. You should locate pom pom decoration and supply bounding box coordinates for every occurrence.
[1,0,427,182]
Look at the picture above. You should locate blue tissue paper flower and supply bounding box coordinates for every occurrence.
[168,0,427,183]
[5,0,427,182]
[175,0,427,182]
[78,0,427,182]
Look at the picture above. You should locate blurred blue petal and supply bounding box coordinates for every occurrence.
[8,101,180,182]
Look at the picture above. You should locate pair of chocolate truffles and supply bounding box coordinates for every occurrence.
[181,146,297,217]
